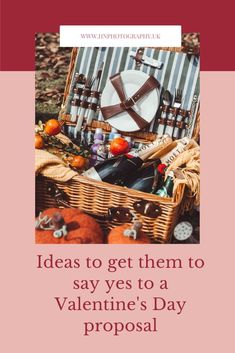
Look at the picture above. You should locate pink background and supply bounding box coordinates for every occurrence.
[0,72,234,351]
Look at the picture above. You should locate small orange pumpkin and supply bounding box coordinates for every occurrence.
[35,208,103,244]
[108,224,151,244]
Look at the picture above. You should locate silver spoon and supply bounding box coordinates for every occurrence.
[162,90,172,106]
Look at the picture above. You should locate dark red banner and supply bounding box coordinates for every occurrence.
[0,0,234,71]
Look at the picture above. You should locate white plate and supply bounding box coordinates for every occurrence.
[101,70,160,132]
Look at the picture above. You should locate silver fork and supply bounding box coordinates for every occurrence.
[173,89,183,108]
[74,76,94,137]
[172,89,184,139]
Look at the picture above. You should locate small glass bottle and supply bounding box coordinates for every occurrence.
[108,127,118,142]
[94,128,104,143]
[124,136,133,150]
[155,171,174,198]
[113,133,121,139]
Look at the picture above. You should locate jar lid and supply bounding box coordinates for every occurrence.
[125,136,132,142]
[95,128,103,134]
[173,221,193,241]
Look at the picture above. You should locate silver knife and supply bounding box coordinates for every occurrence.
[130,50,163,69]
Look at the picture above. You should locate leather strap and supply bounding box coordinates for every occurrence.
[79,101,98,111]
[71,98,80,106]
[83,88,91,97]
[74,87,83,95]
[158,117,167,125]
[80,100,89,108]
[166,119,175,127]
[101,73,159,130]
[90,102,98,111]
[134,47,144,68]
[91,90,100,99]
[127,75,160,105]
[175,121,185,129]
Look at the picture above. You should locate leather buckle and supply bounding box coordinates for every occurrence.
[108,207,133,222]
[134,48,144,68]
[133,200,162,218]
[121,97,135,110]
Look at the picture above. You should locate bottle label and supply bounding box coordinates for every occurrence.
[156,186,169,197]
[134,135,172,160]
[83,167,102,181]
[161,137,190,165]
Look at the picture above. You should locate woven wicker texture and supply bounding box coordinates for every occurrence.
[36,46,200,244]
[36,174,185,243]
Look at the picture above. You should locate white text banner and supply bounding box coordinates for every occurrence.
[60,25,182,47]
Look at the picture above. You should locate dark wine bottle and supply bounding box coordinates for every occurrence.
[124,160,162,193]
[83,155,142,183]
[83,135,171,184]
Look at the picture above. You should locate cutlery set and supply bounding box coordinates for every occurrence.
[64,47,199,141]
[69,64,104,137]
[157,89,190,139]
[69,77,193,141]
[68,64,196,141]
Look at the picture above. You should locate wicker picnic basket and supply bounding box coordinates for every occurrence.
[36,46,200,243]
[36,174,186,243]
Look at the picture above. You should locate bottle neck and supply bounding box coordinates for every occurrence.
[164,173,174,192]
[157,163,167,175]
